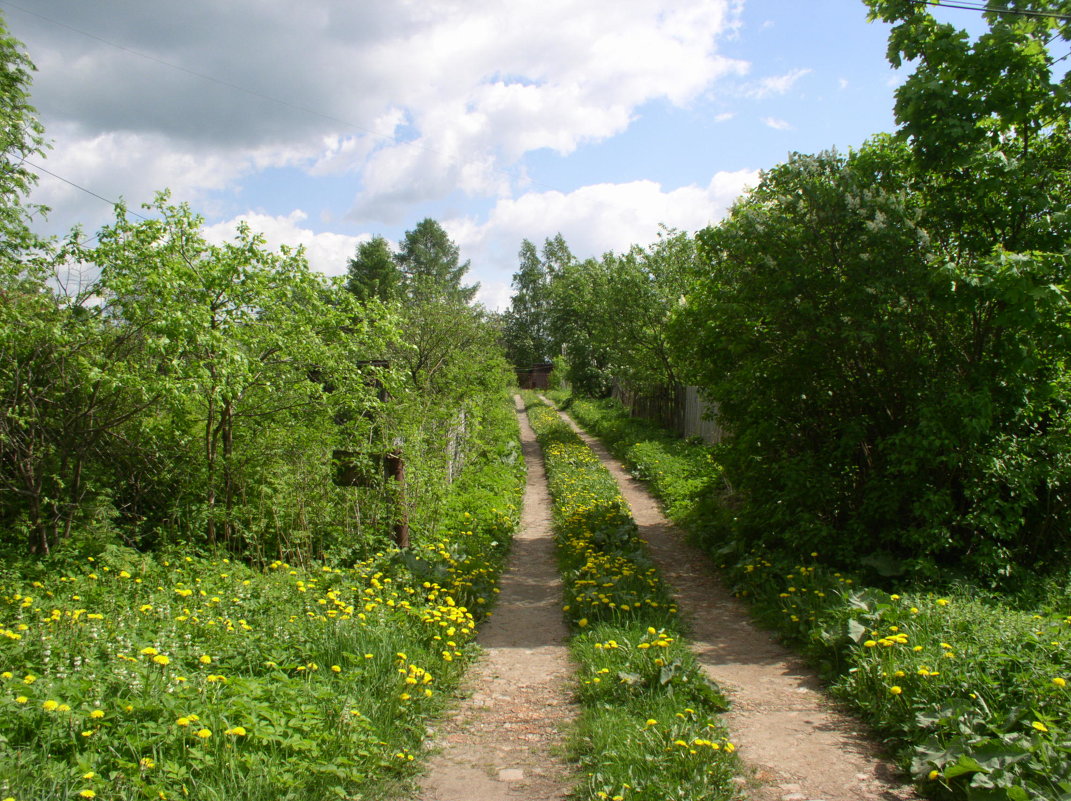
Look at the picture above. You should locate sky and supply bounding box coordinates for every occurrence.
[2,0,969,310]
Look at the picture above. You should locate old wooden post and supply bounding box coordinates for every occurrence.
[384,449,409,548]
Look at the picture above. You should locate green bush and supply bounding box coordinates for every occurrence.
[0,396,524,801]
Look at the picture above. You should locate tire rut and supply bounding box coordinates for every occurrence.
[416,396,577,801]
[549,401,917,801]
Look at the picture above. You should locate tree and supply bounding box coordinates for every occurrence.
[0,11,47,254]
[396,218,479,304]
[93,195,397,552]
[865,0,1071,257]
[501,238,553,369]
[346,235,401,303]
[598,227,699,392]
[867,0,1070,170]
[547,254,617,398]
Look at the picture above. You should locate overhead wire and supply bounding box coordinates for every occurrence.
[917,1,1071,22]
[21,159,146,221]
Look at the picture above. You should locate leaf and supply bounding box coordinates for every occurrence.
[847,618,868,643]
[945,755,987,779]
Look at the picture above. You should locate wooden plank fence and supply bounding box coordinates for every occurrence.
[611,382,724,444]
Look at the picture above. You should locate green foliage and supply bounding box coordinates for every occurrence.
[536,229,698,397]
[671,133,1071,580]
[0,394,524,801]
[0,11,47,251]
[524,399,737,801]
[346,235,401,304]
[546,256,616,397]
[591,228,699,393]
[562,391,1071,799]
[867,0,1071,173]
[87,196,399,555]
[395,218,478,305]
[501,238,555,369]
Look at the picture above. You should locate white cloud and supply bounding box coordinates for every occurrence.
[762,117,793,131]
[16,0,748,223]
[476,280,512,312]
[202,210,367,278]
[839,78,850,90]
[714,112,736,123]
[746,67,813,99]
[29,123,271,236]
[450,170,758,300]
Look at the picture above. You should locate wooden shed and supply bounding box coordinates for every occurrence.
[516,362,554,390]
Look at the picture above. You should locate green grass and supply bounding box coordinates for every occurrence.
[0,399,525,801]
[524,398,737,801]
[555,391,1071,800]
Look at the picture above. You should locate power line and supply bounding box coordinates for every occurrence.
[21,158,153,247]
[22,159,148,221]
[918,1,1071,23]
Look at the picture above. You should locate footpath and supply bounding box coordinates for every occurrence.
[418,397,916,801]
[417,396,576,800]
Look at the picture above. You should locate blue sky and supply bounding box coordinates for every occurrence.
[1,0,992,308]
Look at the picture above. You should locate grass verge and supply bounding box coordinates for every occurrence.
[524,397,738,801]
[0,397,525,801]
[556,392,1071,801]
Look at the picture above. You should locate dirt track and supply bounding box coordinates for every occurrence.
[553,402,916,801]
[416,396,576,800]
[418,398,917,801]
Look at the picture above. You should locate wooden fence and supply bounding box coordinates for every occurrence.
[611,382,724,444]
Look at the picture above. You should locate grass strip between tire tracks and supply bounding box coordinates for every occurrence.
[525,396,739,801]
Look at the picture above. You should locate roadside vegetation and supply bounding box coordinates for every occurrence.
[524,398,737,801]
[0,398,523,801]
[0,11,525,799]
[557,394,1071,799]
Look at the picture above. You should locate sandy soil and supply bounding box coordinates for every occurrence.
[415,396,577,801]
[551,402,918,801]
